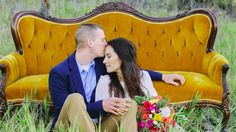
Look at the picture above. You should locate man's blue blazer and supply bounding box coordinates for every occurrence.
[49,51,162,128]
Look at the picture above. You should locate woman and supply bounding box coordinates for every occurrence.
[94,37,157,132]
[95,38,183,132]
[95,37,157,101]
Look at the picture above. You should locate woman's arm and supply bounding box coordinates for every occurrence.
[140,70,158,97]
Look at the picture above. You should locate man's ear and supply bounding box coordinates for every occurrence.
[87,39,93,47]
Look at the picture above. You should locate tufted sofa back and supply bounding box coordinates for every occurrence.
[12,3,216,76]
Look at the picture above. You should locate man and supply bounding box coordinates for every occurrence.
[49,23,185,131]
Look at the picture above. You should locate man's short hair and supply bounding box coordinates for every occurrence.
[75,23,103,49]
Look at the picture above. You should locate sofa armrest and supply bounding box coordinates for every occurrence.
[202,51,229,86]
[0,53,26,88]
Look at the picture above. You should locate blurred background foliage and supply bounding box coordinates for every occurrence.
[0,0,236,56]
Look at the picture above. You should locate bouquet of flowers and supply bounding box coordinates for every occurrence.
[134,95,176,132]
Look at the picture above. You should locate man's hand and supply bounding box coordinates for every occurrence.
[162,74,185,86]
[102,97,131,115]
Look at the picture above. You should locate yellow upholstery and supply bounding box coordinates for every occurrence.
[17,13,211,75]
[0,53,26,86]
[6,75,49,101]
[0,11,229,104]
[154,71,222,103]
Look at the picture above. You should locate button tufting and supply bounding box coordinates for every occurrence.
[16,12,212,74]
[154,40,157,47]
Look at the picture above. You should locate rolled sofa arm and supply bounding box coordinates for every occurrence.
[0,52,26,89]
[202,51,229,86]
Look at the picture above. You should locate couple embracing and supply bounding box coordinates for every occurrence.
[49,23,185,131]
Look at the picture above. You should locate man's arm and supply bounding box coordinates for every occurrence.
[145,69,162,81]
[49,69,69,117]
[145,69,185,86]
[162,74,185,86]
[87,101,106,118]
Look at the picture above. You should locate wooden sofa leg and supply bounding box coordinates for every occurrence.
[222,96,230,132]
[0,91,7,118]
[221,64,230,132]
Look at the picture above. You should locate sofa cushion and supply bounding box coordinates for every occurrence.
[154,71,222,104]
[6,74,50,101]
[5,72,222,104]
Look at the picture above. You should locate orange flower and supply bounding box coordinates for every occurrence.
[142,113,149,120]
[156,96,163,100]
[162,117,168,123]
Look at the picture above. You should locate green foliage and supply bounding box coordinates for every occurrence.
[173,106,189,124]
[157,97,169,108]
[133,95,150,105]
[173,94,200,125]
[0,99,53,131]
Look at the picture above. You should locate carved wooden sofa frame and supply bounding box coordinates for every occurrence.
[0,2,230,131]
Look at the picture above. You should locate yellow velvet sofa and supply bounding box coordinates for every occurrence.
[0,2,230,130]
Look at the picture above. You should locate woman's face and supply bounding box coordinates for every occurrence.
[103,45,122,73]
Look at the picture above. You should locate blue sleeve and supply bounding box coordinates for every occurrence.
[49,68,69,129]
[87,100,106,118]
[49,69,69,118]
[144,69,163,81]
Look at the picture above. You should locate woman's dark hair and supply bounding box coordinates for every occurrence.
[107,37,145,98]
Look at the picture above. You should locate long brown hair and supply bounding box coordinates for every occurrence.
[107,38,145,98]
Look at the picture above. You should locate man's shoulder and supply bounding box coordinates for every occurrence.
[51,51,76,72]
[50,57,70,74]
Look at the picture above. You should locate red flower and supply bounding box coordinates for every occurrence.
[171,119,176,126]
[143,101,151,108]
[142,113,149,120]
[150,126,157,131]
[162,117,168,123]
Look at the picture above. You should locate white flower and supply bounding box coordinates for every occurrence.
[153,121,158,125]
[160,107,171,117]
[149,114,153,118]
[151,110,155,113]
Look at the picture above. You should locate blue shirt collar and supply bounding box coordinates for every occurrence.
[76,60,95,73]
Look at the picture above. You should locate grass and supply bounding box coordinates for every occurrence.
[0,0,236,131]
[216,16,236,131]
[0,99,52,131]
